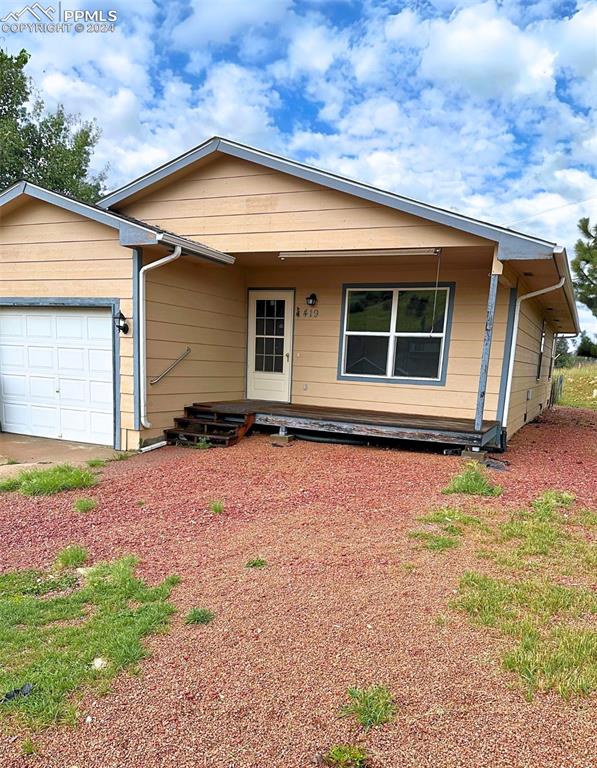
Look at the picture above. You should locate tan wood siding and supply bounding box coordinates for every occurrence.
[0,198,137,449]
[507,298,555,437]
[143,256,246,441]
[120,156,492,253]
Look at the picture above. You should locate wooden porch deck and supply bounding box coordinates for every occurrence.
[197,400,501,448]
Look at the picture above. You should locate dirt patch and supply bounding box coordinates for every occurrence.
[0,407,595,767]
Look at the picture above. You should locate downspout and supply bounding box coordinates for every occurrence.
[139,246,182,428]
[502,276,565,431]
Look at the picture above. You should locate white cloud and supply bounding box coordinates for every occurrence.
[420,2,556,97]
[171,0,293,48]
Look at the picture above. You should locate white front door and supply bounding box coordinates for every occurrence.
[247,290,294,402]
[0,307,114,445]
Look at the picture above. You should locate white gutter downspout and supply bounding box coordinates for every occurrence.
[139,245,182,428]
[502,276,565,431]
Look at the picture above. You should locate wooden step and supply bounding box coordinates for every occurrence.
[164,411,256,448]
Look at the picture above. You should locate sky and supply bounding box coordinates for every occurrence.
[2,0,597,335]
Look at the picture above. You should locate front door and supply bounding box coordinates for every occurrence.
[247,290,294,402]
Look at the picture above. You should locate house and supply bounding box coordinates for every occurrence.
[0,137,579,452]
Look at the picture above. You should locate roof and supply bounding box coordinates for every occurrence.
[0,181,234,265]
[99,136,558,262]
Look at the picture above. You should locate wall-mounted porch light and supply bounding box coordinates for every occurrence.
[115,311,129,334]
[305,293,318,306]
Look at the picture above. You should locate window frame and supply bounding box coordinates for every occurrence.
[337,282,455,386]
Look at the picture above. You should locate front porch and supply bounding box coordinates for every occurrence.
[165,399,501,449]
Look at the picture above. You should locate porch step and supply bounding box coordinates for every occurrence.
[164,407,256,448]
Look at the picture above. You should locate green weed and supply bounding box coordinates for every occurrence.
[340,685,394,730]
[54,545,88,570]
[443,461,502,497]
[73,498,97,514]
[323,744,368,767]
[185,608,214,625]
[0,464,96,496]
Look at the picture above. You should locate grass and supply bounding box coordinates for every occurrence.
[0,555,180,727]
[21,738,38,756]
[442,461,502,497]
[192,437,212,450]
[0,464,97,497]
[110,451,135,462]
[245,557,267,569]
[185,608,214,625]
[558,366,597,410]
[5,458,19,466]
[208,500,224,515]
[323,744,369,767]
[409,531,459,552]
[340,685,394,730]
[73,498,97,514]
[453,572,597,699]
[54,545,88,570]
[86,459,106,468]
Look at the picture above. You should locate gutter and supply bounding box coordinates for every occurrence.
[139,246,182,428]
[502,275,565,430]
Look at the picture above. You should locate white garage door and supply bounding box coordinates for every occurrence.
[0,307,114,446]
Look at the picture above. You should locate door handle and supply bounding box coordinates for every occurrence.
[285,352,290,361]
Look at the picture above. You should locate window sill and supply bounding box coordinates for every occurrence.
[337,373,446,387]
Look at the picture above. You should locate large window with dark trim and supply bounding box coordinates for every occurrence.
[340,287,450,382]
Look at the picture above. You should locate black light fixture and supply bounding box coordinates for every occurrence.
[115,311,129,334]
[305,293,318,306]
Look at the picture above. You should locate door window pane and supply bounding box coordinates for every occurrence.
[347,291,392,332]
[345,336,389,376]
[396,290,446,333]
[254,297,286,374]
[394,337,441,378]
[256,300,266,318]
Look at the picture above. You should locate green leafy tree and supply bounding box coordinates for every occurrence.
[554,337,573,368]
[571,217,597,320]
[576,331,597,359]
[0,49,105,202]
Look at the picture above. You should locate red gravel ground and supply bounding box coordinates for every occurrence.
[0,406,595,768]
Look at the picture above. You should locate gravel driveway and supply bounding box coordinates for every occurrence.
[1,406,595,768]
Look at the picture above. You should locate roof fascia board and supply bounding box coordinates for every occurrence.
[0,181,155,245]
[97,138,221,209]
[0,181,233,263]
[98,137,556,260]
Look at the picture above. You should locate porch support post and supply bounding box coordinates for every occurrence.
[474,250,502,433]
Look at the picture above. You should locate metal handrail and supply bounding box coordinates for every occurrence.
[149,346,191,385]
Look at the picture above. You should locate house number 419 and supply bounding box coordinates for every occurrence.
[296,307,319,318]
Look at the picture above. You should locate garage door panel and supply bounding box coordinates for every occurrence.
[56,315,84,339]
[0,315,24,336]
[30,376,56,399]
[57,346,86,372]
[58,378,87,403]
[26,315,53,338]
[87,316,112,341]
[89,380,112,407]
[0,344,25,367]
[2,402,29,430]
[28,346,54,369]
[89,348,112,375]
[0,307,114,446]
[1,373,27,397]
[30,404,59,431]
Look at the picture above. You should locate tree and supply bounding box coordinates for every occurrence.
[0,49,105,202]
[576,331,597,359]
[571,217,597,320]
[554,336,573,368]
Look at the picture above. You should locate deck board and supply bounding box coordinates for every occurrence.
[196,399,499,446]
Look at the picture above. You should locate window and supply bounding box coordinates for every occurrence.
[536,320,546,380]
[255,299,285,373]
[341,286,450,382]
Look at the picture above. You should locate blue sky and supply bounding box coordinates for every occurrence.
[4,0,597,333]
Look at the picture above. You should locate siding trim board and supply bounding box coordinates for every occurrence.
[496,286,518,426]
[336,282,455,387]
[0,296,122,450]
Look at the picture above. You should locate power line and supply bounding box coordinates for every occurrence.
[506,195,597,226]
